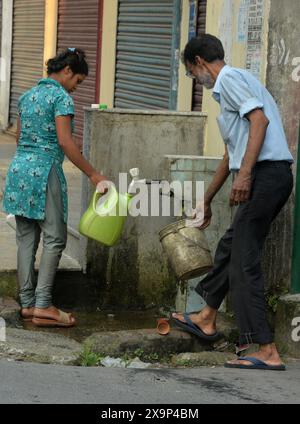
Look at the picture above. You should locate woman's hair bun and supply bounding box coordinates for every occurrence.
[46,48,89,76]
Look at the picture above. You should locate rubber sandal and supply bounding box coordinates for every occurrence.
[224,356,286,371]
[32,310,76,328]
[171,312,220,342]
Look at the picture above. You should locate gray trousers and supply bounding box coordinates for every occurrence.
[15,166,67,308]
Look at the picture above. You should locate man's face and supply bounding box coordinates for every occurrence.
[186,58,215,89]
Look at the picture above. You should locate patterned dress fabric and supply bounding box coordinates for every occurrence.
[3,78,74,223]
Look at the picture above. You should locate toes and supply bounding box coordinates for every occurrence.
[172,312,183,319]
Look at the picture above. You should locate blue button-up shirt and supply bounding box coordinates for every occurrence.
[212,65,293,171]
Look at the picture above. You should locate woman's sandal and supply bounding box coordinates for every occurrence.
[32,309,76,328]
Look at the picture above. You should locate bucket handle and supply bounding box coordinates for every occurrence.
[171,229,211,253]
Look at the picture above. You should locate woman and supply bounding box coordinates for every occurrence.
[3,48,107,327]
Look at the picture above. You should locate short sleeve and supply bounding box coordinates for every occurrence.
[54,92,75,118]
[219,72,264,118]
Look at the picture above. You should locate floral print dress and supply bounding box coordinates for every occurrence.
[3,78,74,224]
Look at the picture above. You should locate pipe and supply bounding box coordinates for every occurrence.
[291,122,300,294]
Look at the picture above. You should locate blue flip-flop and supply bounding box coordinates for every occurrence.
[171,313,221,342]
[224,356,286,371]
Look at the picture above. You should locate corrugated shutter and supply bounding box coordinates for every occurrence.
[192,0,207,112]
[57,0,102,148]
[114,0,181,110]
[9,0,45,125]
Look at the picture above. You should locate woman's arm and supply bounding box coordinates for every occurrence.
[55,115,107,188]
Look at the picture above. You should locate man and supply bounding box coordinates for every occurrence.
[172,34,294,370]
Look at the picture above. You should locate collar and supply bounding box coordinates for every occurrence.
[38,78,64,90]
[212,65,231,102]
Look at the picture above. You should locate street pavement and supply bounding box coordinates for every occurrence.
[0,358,299,404]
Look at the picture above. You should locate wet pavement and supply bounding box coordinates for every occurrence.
[21,309,161,343]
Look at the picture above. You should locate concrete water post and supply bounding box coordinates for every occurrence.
[291,123,300,294]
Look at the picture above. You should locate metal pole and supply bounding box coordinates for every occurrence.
[291,122,300,294]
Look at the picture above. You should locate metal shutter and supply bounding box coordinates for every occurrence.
[57,0,102,148]
[192,0,207,112]
[9,0,45,125]
[114,0,181,110]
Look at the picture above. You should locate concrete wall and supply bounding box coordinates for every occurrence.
[168,155,233,312]
[267,0,300,159]
[261,0,300,294]
[82,109,207,309]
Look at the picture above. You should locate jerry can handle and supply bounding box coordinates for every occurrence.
[92,190,102,213]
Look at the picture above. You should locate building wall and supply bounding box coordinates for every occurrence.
[202,0,270,157]
[177,0,194,112]
[99,0,118,108]
[99,0,194,111]
[261,0,300,294]
[267,0,300,159]
[43,0,58,76]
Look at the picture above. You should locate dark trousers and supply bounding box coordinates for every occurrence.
[196,161,293,345]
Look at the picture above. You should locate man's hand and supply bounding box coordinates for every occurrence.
[188,200,212,229]
[230,169,252,205]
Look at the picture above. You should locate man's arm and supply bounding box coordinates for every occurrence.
[195,146,230,229]
[230,108,269,205]
[205,146,230,204]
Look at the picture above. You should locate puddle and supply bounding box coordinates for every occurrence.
[21,309,165,343]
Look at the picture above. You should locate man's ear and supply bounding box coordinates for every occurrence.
[195,56,205,67]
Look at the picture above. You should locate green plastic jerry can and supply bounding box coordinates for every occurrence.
[79,185,132,246]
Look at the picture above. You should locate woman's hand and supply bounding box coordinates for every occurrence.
[89,172,110,193]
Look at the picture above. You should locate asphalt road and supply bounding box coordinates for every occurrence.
[0,358,300,404]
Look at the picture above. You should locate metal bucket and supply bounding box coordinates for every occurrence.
[159,219,213,281]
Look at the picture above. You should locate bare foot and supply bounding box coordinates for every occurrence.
[226,343,284,367]
[20,307,35,319]
[34,306,76,325]
[172,307,217,336]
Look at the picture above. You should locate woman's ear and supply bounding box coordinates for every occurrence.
[63,66,73,76]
